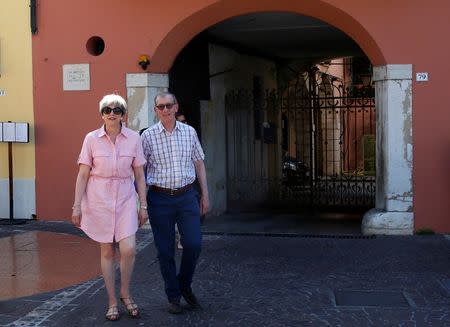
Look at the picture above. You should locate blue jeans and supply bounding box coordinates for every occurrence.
[147,187,202,302]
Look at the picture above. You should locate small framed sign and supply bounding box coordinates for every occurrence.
[0,122,29,143]
[15,123,29,143]
[416,72,429,82]
[3,122,15,142]
[63,64,90,91]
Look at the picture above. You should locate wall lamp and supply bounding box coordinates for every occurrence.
[138,55,150,70]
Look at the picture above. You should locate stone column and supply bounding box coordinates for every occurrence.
[362,64,413,235]
[125,73,169,131]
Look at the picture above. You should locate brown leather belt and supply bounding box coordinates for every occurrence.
[150,183,193,196]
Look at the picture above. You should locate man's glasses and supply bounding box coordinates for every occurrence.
[155,103,175,110]
[101,107,124,115]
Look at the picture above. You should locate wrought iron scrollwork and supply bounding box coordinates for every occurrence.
[225,69,376,210]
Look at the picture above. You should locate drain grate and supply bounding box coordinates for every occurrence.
[335,290,411,307]
[203,231,375,239]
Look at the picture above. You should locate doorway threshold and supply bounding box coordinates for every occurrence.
[202,212,364,236]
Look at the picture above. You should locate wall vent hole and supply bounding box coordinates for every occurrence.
[86,36,105,56]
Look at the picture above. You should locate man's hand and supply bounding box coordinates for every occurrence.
[200,194,209,216]
[138,208,149,227]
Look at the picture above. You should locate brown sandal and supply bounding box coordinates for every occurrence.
[105,305,120,321]
[120,297,140,318]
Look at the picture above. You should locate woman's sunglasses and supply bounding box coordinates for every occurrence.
[101,107,124,115]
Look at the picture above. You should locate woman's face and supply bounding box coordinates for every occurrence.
[101,104,124,126]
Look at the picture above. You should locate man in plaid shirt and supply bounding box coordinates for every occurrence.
[141,91,209,314]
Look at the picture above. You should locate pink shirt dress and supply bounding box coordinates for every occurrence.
[77,126,146,243]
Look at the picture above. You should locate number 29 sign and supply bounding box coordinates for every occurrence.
[416,72,429,82]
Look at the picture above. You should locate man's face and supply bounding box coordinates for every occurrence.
[154,95,178,123]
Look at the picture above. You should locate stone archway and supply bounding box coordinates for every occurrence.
[130,1,413,235]
[149,0,386,73]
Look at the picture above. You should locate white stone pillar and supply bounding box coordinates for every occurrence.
[362,64,414,235]
[125,73,169,131]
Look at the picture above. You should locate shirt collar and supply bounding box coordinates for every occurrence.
[157,121,181,134]
[175,121,183,131]
[97,124,129,138]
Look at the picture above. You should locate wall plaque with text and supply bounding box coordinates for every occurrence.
[63,64,90,91]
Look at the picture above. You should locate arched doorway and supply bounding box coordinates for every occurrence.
[149,0,385,72]
[135,1,412,235]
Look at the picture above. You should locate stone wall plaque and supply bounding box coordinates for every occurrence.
[63,64,90,91]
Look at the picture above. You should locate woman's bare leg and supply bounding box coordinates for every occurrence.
[100,243,117,307]
[118,235,136,298]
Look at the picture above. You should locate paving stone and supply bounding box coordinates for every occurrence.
[0,222,450,326]
[441,279,450,293]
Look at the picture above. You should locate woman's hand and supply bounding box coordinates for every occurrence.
[138,208,149,227]
[72,165,90,228]
[71,206,82,227]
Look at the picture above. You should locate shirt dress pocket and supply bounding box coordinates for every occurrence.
[92,150,111,176]
[118,150,135,174]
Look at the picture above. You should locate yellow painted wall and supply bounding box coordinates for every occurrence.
[0,1,34,179]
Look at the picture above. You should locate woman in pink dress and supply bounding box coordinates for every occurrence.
[71,94,148,321]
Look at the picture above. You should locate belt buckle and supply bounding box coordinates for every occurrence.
[170,189,175,196]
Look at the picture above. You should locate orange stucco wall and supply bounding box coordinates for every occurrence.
[33,0,450,232]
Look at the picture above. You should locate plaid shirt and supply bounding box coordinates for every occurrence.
[141,121,205,189]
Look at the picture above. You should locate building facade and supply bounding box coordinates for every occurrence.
[26,0,450,233]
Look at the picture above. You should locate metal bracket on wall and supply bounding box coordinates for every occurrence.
[30,0,38,34]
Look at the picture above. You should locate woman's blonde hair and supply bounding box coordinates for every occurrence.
[99,94,127,112]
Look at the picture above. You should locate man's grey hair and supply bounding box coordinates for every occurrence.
[154,91,177,105]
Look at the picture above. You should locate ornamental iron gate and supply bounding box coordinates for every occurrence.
[225,70,376,212]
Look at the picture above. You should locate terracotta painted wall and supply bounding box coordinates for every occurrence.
[32,0,450,232]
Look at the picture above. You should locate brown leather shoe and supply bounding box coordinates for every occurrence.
[181,289,201,309]
[168,300,183,314]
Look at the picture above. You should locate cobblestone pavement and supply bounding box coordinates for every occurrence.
[0,221,449,327]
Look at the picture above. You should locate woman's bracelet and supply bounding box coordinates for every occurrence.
[72,204,81,210]
[140,205,147,210]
